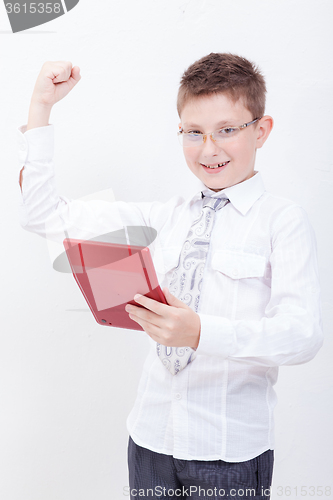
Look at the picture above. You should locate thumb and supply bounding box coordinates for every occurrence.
[163,287,187,308]
[69,66,81,87]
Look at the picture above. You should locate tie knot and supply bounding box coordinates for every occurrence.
[201,193,229,211]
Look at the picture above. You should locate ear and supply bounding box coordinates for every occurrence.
[256,115,274,149]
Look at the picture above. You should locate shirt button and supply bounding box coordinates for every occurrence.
[232,268,238,277]
[174,393,182,400]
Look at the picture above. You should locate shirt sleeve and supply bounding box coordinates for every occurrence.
[17,124,160,246]
[196,204,324,366]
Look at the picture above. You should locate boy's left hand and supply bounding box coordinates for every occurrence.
[125,288,201,349]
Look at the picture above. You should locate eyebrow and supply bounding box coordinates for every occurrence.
[182,120,235,129]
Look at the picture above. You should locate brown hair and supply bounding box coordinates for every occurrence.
[177,53,266,119]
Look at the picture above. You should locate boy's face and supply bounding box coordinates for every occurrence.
[179,93,272,192]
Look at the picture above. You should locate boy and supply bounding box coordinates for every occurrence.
[18,53,323,499]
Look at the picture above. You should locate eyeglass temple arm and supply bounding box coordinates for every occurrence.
[240,117,262,129]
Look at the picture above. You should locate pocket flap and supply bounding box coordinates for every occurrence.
[212,250,266,279]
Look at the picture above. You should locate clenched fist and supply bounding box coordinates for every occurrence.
[31,61,81,108]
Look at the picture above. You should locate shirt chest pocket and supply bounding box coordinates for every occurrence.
[211,250,267,280]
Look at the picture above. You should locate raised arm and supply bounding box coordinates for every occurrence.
[19,61,81,191]
[18,61,170,271]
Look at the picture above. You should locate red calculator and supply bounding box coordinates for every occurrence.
[63,238,168,331]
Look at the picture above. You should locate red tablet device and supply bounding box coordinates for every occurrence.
[63,238,168,331]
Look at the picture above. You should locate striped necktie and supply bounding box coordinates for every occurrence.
[157,192,230,375]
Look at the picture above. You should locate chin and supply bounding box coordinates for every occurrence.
[205,184,226,192]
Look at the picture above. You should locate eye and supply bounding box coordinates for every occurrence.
[219,127,237,135]
[185,130,203,142]
[186,130,202,136]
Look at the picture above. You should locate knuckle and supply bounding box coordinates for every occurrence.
[164,333,173,343]
[174,310,181,321]
[167,321,177,334]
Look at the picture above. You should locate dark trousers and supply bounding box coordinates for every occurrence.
[128,437,274,500]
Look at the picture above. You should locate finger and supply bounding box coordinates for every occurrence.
[51,62,73,83]
[129,313,162,339]
[128,313,143,329]
[133,293,169,316]
[66,67,81,90]
[70,66,81,84]
[163,287,189,309]
[127,304,157,325]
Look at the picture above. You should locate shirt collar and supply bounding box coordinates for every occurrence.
[194,171,266,216]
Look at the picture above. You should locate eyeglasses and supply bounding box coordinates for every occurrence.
[178,117,262,147]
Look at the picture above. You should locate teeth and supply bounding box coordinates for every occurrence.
[204,162,228,169]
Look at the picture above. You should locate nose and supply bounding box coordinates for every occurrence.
[202,134,222,156]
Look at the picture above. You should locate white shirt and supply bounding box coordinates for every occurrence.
[17,124,324,462]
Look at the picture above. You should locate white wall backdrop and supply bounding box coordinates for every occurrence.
[0,1,332,499]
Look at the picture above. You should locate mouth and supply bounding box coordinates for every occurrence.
[201,161,230,172]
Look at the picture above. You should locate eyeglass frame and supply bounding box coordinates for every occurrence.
[177,117,262,147]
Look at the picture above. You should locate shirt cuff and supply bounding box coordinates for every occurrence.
[196,313,236,358]
[17,124,54,165]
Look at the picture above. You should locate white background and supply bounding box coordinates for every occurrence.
[0,1,332,499]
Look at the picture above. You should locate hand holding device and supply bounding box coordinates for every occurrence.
[127,288,201,349]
